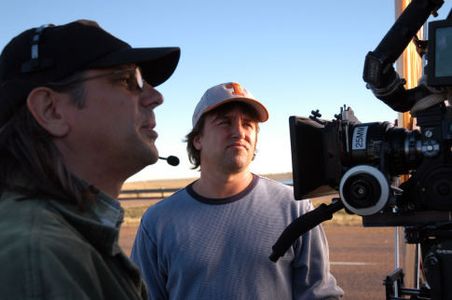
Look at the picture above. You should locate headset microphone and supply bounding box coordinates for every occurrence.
[159,155,180,166]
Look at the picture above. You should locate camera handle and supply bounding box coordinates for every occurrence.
[269,198,344,262]
[362,0,443,112]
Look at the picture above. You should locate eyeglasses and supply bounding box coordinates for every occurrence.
[46,66,145,92]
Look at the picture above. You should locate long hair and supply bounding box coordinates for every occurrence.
[0,75,96,208]
[185,101,260,170]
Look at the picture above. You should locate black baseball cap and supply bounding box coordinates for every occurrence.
[0,19,180,127]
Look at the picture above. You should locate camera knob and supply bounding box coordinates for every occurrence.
[339,165,390,216]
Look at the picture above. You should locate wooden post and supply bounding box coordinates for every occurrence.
[394,0,424,290]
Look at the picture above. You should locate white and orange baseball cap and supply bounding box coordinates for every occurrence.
[192,82,269,127]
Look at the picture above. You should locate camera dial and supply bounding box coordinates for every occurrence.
[339,165,390,216]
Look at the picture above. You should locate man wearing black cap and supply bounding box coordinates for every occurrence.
[0,19,180,299]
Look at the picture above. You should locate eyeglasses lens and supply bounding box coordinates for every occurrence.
[134,68,144,91]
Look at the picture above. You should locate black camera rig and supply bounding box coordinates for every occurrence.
[270,0,452,299]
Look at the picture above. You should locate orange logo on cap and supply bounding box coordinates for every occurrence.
[225,83,245,96]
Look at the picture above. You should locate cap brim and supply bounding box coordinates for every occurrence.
[89,47,180,87]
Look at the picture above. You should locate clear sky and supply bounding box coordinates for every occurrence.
[1,0,451,181]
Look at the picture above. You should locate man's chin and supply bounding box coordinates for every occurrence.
[134,149,158,169]
[225,157,252,172]
[144,142,159,164]
[148,151,159,165]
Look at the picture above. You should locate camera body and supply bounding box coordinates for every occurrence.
[290,103,452,223]
[289,1,452,226]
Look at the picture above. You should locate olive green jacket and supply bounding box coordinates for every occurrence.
[0,190,146,300]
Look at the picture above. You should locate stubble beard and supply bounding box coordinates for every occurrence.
[222,148,252,173]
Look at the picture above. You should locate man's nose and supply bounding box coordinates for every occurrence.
[230,120,246,138]
[140,82,163,108]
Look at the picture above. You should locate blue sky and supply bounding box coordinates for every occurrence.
[1,1,451,181]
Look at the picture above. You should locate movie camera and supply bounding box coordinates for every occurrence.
[270,0,452,299]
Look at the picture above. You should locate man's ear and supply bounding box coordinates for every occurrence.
[26,87,70,137]
[193,135,202,151]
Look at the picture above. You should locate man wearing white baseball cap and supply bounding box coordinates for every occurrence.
[132,82,343,299]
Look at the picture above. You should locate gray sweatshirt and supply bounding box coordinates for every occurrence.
[131,174,343,300]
